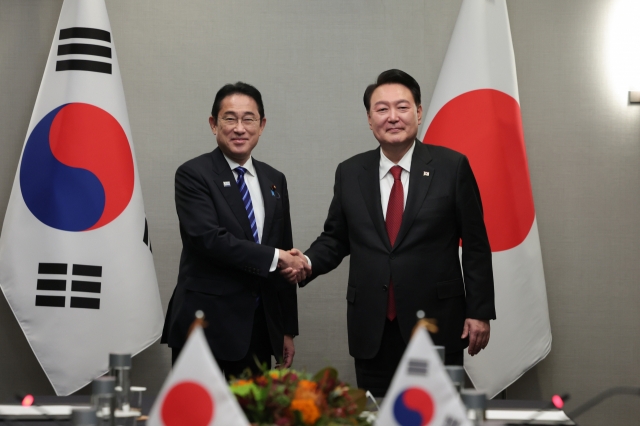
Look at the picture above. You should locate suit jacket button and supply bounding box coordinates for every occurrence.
[382,284,389,291]
[390,255,395,260]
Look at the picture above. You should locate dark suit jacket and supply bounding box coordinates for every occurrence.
[161,147,298,362]
[304,141,495,359]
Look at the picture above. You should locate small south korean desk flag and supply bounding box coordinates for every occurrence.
[376,327,470,426]
[0,0,163,395]
[147,326,250,426]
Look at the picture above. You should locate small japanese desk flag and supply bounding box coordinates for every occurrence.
[147,326,250,426]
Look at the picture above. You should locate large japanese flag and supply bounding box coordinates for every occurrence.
[376,327,470,426]
[420,0,551,397]
[0,0,163,395]
[147,326,250,426]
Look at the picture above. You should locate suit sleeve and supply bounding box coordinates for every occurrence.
[275,176,299,336]
[175,163,274,277]
[302,163,351,286]
[455,155,496,320]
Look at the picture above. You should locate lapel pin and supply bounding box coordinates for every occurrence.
[424,171,430,176]
[223,181,231,187]
[271,184,281,199]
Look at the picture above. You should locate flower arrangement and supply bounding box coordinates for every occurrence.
[229,367,371,426]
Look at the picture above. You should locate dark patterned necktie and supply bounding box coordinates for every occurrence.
[385,165,404,321]
[235,167,260,244]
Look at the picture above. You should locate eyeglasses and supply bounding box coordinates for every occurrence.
[218,116,261,128]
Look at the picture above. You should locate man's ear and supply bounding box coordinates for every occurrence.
[209,116,217,135]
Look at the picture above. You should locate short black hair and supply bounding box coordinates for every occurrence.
[363,69,421,111]
[211,82,265,123]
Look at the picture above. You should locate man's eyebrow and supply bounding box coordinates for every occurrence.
[221,111,257,116]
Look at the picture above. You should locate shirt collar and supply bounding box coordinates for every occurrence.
[223,154,256,177]
[379,141,415,180]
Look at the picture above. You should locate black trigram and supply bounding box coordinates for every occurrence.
[56,27,112,74]
[35,263,102,309]
[407,359,428,376]
[143,218,152,253]
[443,416,461,426]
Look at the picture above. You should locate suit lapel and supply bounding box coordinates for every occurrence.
[394,141,434,250]
[210,148,255,242]
[254,160,276,245]
[358,148,392,252]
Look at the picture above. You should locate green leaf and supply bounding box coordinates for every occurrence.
[230,383,257,397]
[347,388,367,414]
[312,367,338,382]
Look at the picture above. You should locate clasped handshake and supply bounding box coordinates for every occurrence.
[277,249,311,284]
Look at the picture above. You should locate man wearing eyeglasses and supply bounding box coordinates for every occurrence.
[161,82,306,377]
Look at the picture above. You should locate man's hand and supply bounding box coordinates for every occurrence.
[289,248,311,280]
[281,335,295,368]
[278,249,311,284]
[461,319,490,356]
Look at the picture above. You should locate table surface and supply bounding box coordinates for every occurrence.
[0,396,576,425]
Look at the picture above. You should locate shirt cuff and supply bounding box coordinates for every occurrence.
[304,255,312,268]
[269,249,279,272]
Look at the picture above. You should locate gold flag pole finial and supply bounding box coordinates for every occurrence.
[187,310,208,337]
[412,310,438,336]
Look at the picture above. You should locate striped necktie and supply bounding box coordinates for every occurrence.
[235,167,260,244]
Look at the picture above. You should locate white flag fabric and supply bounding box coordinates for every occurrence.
[0,0,163,395]
[419,0,551,397]
[376,327,470,426]
[147,326,250,426]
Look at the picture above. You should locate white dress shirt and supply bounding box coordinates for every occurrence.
[223,155,279,271]
[379,142,414,219]
[306,143,416,270]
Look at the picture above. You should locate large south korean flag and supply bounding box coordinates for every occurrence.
[420,0,551,397]
[0,0,163,395]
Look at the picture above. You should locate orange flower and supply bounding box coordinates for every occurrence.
[297,380,317,391]
[294,380,319,401]
[233,379,253,386]
[290,398,320,425]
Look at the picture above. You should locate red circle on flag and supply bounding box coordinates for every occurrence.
[49,103,134,231]
[403,387,434,425]
[423,89,535,252]
[161,381,214,426]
